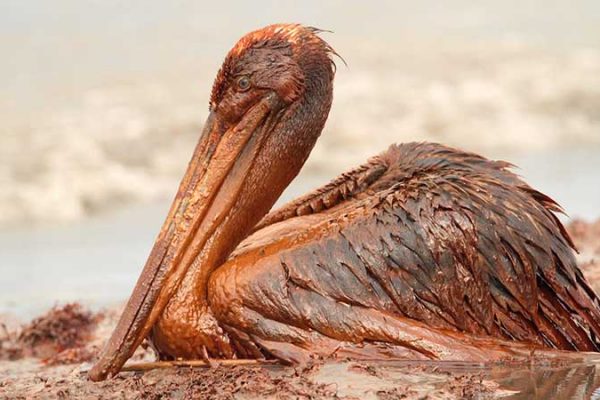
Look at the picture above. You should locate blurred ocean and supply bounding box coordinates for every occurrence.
[1,0,600,226]
[1,1,600,315]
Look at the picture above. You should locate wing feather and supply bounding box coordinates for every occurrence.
[245,142,600,351]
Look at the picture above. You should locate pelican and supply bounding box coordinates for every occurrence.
[89,24,600,381]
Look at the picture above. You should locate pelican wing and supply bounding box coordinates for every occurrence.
[251,142,600,351]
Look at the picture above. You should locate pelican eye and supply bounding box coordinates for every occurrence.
[236,76,251,92]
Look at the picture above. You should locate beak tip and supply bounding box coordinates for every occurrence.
[87,368,105,382]
[88,355,114,381]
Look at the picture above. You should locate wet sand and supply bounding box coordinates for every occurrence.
[1,219,600,399]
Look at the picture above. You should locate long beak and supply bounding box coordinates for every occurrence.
[89,93,282,381]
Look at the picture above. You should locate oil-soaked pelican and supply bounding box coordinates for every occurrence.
[89,24,600,381]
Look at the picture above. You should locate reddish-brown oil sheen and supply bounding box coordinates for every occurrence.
[88,24,600,381]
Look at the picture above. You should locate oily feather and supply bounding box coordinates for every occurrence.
[251,142,600,351]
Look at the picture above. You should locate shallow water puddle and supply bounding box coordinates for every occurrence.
[310,360,600,399]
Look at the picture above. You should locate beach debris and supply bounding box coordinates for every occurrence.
[0,303,102,365]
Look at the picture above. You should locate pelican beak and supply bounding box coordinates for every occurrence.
[88,93,283,381]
